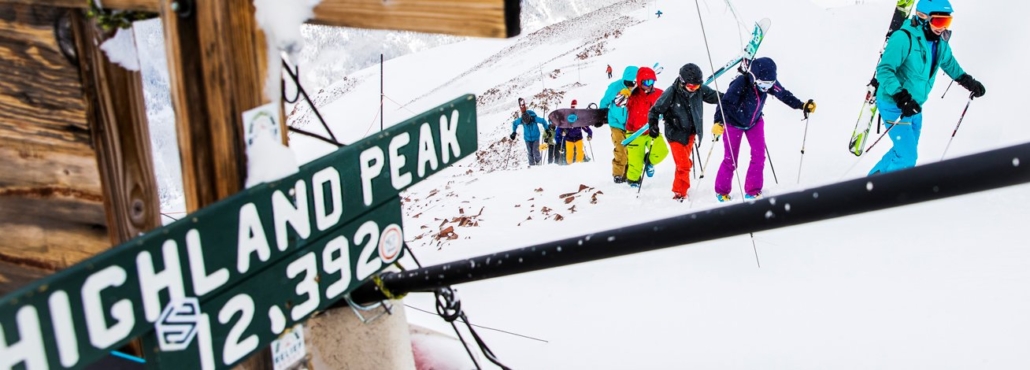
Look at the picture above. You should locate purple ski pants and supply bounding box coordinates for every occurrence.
[715,117,765,196]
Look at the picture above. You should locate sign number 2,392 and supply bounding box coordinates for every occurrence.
[186,219,403,369]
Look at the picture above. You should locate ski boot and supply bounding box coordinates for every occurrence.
[613,175,626,184]
[744,192,762,200]
[673,194,686,203]
[627,179,641,188]
[644,157,655,178]
[715,193,731,203]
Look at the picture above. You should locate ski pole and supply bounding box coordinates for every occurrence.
[941,80,954,99]
[638,139,656,196]
[797,117,810,184]
[587,137,595,161]
[941,93,975,160]
[765,145,779,185]
[699,135,720,179]
[866,117,904,154]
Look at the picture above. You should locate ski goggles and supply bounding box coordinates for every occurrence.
[756,79,775,92]
[642,79,656,87]
[928,14,953,29]
[684,83,700,92]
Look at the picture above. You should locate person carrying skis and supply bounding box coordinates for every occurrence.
[648,63,723,202]
[510,98,550,166]
[606,64,613,79]
[625,66,670,188]
[868,0,985,175]
[599,65,638,183]
[712,57,816,201]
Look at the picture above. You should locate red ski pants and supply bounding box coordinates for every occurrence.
[669,137,695,198]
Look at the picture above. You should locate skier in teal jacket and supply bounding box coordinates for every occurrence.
[599,65,638,183]
[869,0,985,175]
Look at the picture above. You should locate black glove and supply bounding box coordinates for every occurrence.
[955,74,985,98]
[594,108,610,127]
[648,121,660,138]
[509,132,516,141]
[892,89,921,118]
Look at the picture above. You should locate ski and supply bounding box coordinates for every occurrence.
[622,18,771,146]
[847,0,916,157]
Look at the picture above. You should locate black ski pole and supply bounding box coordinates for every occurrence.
[797,116,810,184]
[866,117,903,154]
[765,145,779,185]
[638,139,656,196]
[941,93,975,160]
[941,80,954,99]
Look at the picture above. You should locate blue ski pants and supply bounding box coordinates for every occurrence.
[869,98,923,175]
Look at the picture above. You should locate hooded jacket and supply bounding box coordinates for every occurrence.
[649,65,723,144]
[511,110,549,142]
[876,18,965,105]
[599,66,639,130]
[714,58,804,130]
[626,67,663,133]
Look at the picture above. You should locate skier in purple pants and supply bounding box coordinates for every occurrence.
[712,57,817,201]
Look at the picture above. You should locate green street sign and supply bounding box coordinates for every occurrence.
[144,198,403,369]
[0,94,477,370]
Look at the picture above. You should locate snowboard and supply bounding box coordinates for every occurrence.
[548,108,607,129]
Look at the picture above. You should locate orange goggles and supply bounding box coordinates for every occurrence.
[684,83,700,92]
[928,14,953,29]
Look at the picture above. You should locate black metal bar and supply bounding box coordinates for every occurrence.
[288,127,343,147]
[282,59,340,145]
[348,142,1030,304]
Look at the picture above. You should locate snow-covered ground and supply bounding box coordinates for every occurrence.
[147,0,1030,367]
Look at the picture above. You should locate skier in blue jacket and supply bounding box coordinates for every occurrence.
[869,0,985,175]
[510,98,550,166]
[599,65,638,182]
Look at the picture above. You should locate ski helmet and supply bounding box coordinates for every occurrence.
[750,57,777,82]
[916,0,952,15]
[678,63,703,85]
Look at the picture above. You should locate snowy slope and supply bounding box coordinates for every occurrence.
[283,0,1030,368]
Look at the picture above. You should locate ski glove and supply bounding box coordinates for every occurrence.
[649,122,660,138]
[892,89,921,118]
[594,108,610,127]
[802,99,817,119]
[539,143,548,151]
[712,123,725,137]
[956,74,986,98]
[509,132,517,141]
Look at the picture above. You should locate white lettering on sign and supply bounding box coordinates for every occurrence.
[272,180,311,251]
[359,147,385,206]
[354,221,382,281]
[0,306,47,370]
[389,133,413,190]
[286,253,320,321]
[312,167,342,231]
[219,294,258,366]
[138,240,186,322]
[49,290,80,367]
[187,229,229,297]
[417,123,439,178]
[440,110,462,164]
[321,235,352,300]
[82,266,134,349]
[237,203,272,274]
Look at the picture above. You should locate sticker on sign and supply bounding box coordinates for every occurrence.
[271,325,306,370]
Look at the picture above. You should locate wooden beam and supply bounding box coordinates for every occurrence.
[73,13,161,245]
[0,0,159,12]
[0,4,110,271]
[311,0,521,38]
[162,0,268,211]
[1,0,522,38]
